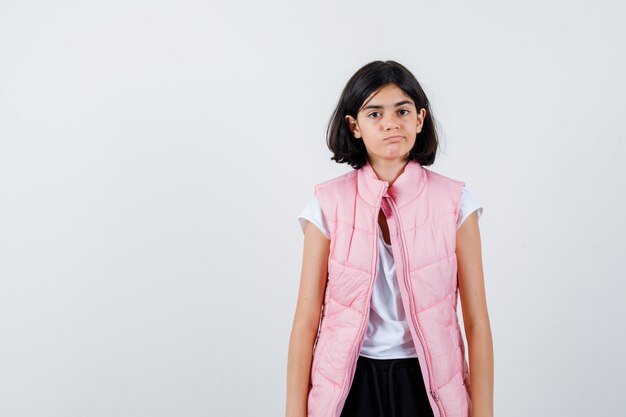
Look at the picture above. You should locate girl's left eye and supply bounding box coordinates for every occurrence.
[399,109,410,115]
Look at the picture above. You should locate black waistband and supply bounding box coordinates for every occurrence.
[357,355,422,371]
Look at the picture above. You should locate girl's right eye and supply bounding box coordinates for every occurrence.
[368,112,381,118]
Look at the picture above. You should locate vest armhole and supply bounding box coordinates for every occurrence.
[314,183,337,257]
[454,180,466,225]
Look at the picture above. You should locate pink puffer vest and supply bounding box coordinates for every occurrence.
[307,159,472,417]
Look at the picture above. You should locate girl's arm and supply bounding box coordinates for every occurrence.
[456,211,494,417]
[285,222,330,417]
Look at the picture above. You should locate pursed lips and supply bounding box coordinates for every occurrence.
[384,135,403,141]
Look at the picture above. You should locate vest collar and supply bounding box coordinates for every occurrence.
[357,159,427,208]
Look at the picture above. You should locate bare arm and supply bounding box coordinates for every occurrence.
[285,222,330,417]
[456,211,494,417]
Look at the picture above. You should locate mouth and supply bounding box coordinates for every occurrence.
[384,135,403,142]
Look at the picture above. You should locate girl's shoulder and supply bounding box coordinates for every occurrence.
[312,169,358,203]
[423,166,465,188]
[313,169,358,189]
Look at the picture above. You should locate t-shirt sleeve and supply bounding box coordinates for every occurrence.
[456,186,484,230]
[298,195,331,239]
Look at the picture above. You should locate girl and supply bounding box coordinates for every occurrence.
[286,60,493,417]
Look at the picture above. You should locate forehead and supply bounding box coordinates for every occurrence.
[360,84,414,110]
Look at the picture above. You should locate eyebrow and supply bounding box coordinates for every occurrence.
[361,100,415,111]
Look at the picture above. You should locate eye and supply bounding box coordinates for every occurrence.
[368,111,381,118]
[399,109,410,116]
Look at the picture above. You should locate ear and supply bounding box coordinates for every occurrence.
[416,108,427,133]
[345,115,361,139]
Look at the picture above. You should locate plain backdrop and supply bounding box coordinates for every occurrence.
[1,1,625,416]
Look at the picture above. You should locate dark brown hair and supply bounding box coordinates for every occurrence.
[327,60,440,170]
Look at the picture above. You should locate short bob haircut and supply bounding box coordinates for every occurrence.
[327,60,439,170]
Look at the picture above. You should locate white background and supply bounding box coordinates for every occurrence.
[1,1,625,416]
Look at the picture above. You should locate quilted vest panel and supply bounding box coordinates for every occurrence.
[307,160,472,417]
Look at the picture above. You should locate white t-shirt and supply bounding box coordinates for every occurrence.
[298,187,483,359]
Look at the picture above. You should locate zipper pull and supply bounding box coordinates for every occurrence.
[430,389,439,401]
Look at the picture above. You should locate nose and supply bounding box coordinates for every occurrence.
[382,113,400,130]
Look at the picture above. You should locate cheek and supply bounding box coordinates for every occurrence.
[407,122,421,135]
[403,118,419,128]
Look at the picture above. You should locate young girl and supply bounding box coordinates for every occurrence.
[286,60,493,417]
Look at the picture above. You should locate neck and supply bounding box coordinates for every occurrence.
[368,158,410,186]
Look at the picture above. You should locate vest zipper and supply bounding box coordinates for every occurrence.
[334,184,388,417]
[386,196,447,417]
